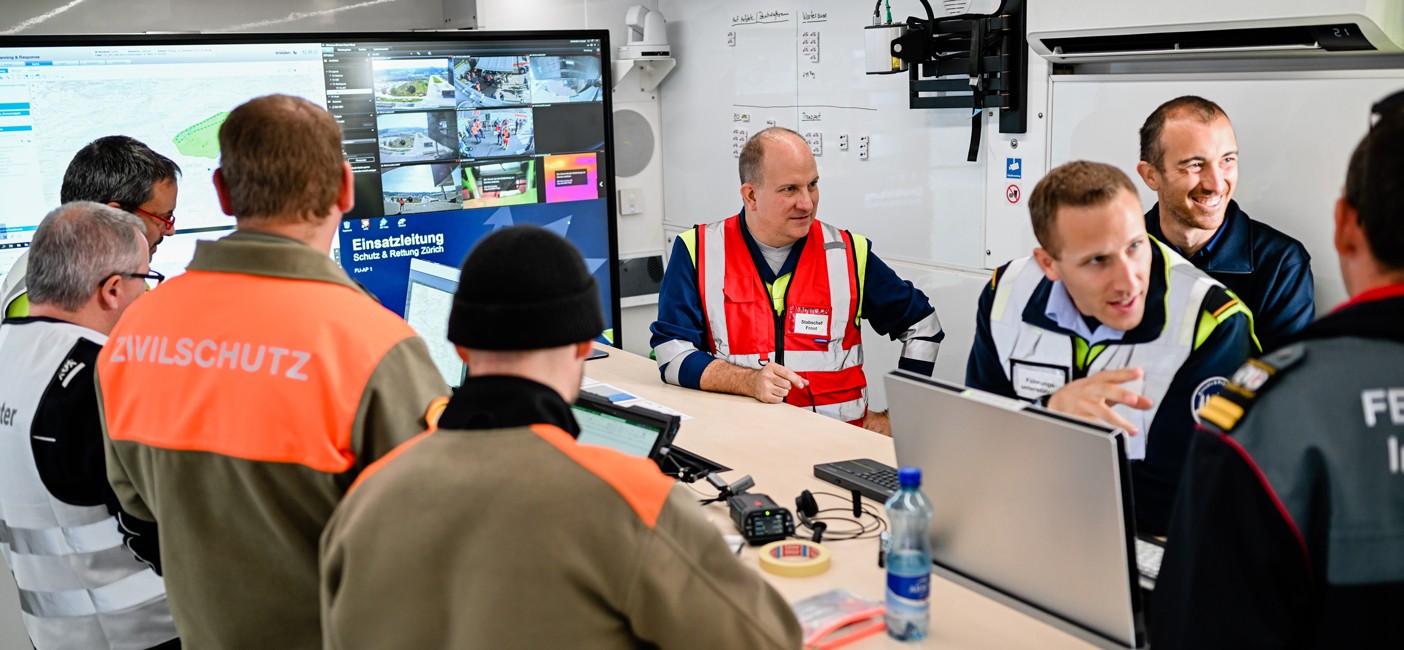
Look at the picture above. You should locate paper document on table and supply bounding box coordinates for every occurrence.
[578,380,692,420]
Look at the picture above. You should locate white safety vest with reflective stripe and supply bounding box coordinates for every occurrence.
[698,218,868,423]
[989,241,1215,459]
[0,319,176,650]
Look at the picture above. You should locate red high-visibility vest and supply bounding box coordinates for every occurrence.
[695,215,867,425]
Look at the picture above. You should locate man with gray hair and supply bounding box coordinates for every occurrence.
[0,203,178,649]
[650,127,943,435]
[2,135,180,318]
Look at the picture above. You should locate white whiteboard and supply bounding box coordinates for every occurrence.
[657,0,991,269]
[1050,69,1404,311]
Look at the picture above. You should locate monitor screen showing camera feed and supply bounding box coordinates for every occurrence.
[0,31,619,345]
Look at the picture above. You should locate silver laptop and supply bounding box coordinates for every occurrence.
[886,372,1146,649]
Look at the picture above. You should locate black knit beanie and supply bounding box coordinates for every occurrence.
[447,226,604,350]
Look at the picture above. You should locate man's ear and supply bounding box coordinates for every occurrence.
[574,340,594,360]
[1032,247,1060,282]
[336,161,355,214]
[1334,196,1363,259]
[1135,160,1161,192]
[740,182,758,212]
[96,274,123,311]
[212,169,236,217]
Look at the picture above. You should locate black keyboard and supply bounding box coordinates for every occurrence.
[813,458,899,502]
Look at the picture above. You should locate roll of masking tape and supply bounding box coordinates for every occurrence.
[758,540,831,577]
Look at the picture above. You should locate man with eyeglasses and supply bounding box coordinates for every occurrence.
[0,202,179,649]
[1,135,180,318]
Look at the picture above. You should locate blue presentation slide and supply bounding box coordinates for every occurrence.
[337,197,613,331]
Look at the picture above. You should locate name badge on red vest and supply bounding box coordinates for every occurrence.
[789,306,831,342]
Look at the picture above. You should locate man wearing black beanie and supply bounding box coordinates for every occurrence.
[320,226,802,649]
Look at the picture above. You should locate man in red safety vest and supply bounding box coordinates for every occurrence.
[651,127,944,435]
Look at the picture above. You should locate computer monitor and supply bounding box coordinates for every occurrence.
[885,372,1145,649]
[404,258,466,388]
[0,30,620,346]
[572,391,679,467]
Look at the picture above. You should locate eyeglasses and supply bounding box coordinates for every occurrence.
[112,270,166,290]
[132,206,176,230]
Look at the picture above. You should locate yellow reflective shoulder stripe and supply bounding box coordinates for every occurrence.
[679,228,699,265]
[853,234,869,322]
[1193,297,1260,352]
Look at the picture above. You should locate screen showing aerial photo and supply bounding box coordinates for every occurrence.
[381,163,463,215]
[373,57,457,112]
[453,55,530,108]
[461,159,538,208]
[376,110,458,164]
[457,108,534,158]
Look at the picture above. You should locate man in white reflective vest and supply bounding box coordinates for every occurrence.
[650,127,944,435]
[965,161,1256,535]
[0,203,178,649]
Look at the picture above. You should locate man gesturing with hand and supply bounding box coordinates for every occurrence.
[966,161,1255,535]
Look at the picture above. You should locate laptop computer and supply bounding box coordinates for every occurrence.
[884,372,1147,649]
[572,391,680,466]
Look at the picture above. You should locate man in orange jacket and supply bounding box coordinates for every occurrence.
[98,94,448,649]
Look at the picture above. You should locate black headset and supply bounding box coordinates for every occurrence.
[794,490,827,543]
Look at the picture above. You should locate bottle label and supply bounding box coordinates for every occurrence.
[887,572,930,601]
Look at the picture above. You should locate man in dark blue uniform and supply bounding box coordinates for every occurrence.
[1153,93,1404,649]
[1136,96,1314,351]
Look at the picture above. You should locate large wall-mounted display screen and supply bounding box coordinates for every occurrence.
[0,31,620,344]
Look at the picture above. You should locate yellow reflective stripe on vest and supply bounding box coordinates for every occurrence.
[679,228,698,265]
[1193,293,1259,352]
[853,233,869,324]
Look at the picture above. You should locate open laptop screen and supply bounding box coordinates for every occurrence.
[885,372,1144,648]
[571,392,678,464]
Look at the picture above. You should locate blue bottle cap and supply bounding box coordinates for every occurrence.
[898,466,922,487]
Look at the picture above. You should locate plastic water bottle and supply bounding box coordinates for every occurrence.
[885,466,933,641]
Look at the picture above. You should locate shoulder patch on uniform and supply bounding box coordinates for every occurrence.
[1203,284,1241,319]
[1198,343,1306,433]
[989,266,1000,291]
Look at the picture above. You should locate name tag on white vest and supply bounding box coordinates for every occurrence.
[1010,361,1068,400]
